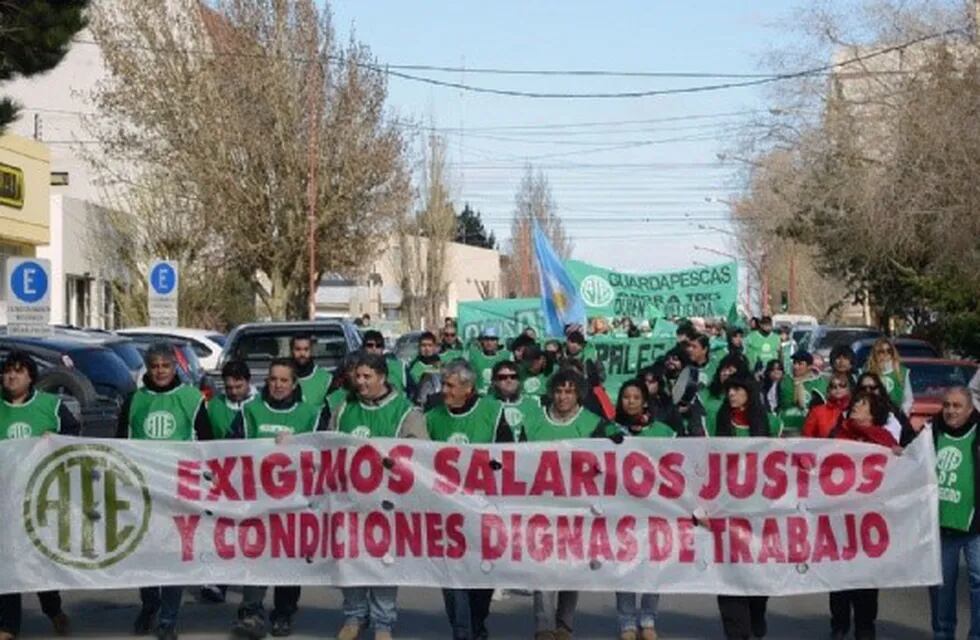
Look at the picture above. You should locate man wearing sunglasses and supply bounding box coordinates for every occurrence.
[469,327,511,395]
[440,326,464,359]
[490,360,541,440]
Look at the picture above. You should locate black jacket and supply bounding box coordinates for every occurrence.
[932,408,980,534]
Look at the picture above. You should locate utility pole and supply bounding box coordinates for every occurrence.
[788,242,797,313]
[305,48,322,321]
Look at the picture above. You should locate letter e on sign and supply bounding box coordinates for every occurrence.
[5,257,51,337]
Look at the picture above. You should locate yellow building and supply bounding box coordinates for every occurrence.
[0,133,50,256]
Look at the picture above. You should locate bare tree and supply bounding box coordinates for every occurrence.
[397,133,456,329]
[86,0,410,321]
[504,165,571,297]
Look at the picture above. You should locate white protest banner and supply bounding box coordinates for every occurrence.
[0,433,939,595]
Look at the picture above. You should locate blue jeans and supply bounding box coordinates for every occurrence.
[930,532,980,640]
[139,586,184,628]
[342,586,398,633]
[442,588,493,639]
[615,592,660,632]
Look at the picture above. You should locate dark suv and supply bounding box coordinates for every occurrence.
[221,320,362,387]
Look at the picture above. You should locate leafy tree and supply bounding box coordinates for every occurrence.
[455,203,496,249]
[0,1,88,133]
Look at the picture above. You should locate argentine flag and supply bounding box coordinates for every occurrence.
[533,220,587,337]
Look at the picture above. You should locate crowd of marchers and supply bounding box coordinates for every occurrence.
[1,314,979,640]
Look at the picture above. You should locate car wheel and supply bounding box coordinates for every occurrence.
[36,366,98,409]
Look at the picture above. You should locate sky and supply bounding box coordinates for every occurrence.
[328,1,801,274]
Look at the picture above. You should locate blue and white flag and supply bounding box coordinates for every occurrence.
[532,220,586,337]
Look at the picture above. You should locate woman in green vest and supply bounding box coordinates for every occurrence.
[0,351,77,640]
[695,354,749,438]
[777,351,823,435]
[596,380,672,640]
[117,342,213,640]
[425,359,511,640]
[330,353,426,640]
[228,358,323,639]
[864,338,914,415]
[713,375,776,640]
[522,370,603,640]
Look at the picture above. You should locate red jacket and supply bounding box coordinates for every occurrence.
[835,418,898,447]
[802,396,849,439]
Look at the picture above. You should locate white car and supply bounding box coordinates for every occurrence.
[116,327,226,372]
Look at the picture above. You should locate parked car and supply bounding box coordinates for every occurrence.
[851,337,940,370]
[393,331,424,363]
[220,320,362,388]
[116,327,226,372]
[0,333,137,437]
[800,325,884,364]
[52,326,146,384]
[903,357,979,429]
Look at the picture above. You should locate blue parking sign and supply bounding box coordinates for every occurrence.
[150,262,177,295]
[9,260,49,304]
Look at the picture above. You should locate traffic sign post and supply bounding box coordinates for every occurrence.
[147,260,179,328]
[5,257,52,337]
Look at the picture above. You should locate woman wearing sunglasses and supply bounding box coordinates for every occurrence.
[864,338,914,415]
[855,373,910,445]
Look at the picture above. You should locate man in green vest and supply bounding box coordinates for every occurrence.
[491,360,540,441]
[407,331,443,387]
[744,315,781,374]
[521,370,603,640]
[468,327,510,395]
[117,342,213,640]
[778,351,824,434]
[929,386,980,640]
[425,359,511,640]
[362,329,413,396]
[0,351,76,640]
[199,358,255,605]
[228,358,323,639]
[330,353,426,640]
[519,345,550,400]
[439,325,464,359]
[291,334,332,407]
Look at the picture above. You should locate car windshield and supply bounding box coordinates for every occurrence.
[106,341,145,371]
[816,329,881,351]
[907,362,978,397]
[68,347,136,399]
[230,327,349,370]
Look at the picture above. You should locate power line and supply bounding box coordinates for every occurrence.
[72,28,963,99]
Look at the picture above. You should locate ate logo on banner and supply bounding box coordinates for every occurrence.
[580,275,614,308]
[23,444,151,569]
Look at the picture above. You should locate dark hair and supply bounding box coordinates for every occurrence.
[566,330,585,345]
[557,357,585,376]
[354,352,389,377]
[761,358,785,397]
[663,345,689,367]
[509,334,535,352]
[268,357,297,380]
[729,327,745,337]
[522,344,544,363]
[690,334,710,350]
[849,390,891,426]
[289,334,314,348]
[418,331,437,344]
[857,372,885,393]
[717,376,770,437]
[760,315,773,325]
[491,360,519,378]
[362,330,384,345]
[1,350,38,384]
[221,359,250,381]
[548,369,587,404]
[710,354,752,396]
[615,379,650,424]
[829,345,856,365]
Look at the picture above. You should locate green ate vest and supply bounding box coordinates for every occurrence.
[0,391,62,439]
[937,427,976,532]
[778,376,823,432]
[497,395,541,441]
[241,396,319,439]
[698,389,725,437]
[731,412,784,438]
[745,331,781,370]
[326,388,349,413]
[206,393,253,439]
[469,349,511,394]
[128,385,203,441]
[603,421,677,439]
[297,366,333,407]
[880,366,908,409]
[524,405,602,442]
[386,359,408,392]
[409,357,442,383]
[335,391,416,439]
[520,371,549,398]
[426,396,504,444]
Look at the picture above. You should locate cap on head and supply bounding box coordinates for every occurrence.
[479,327,499,340]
